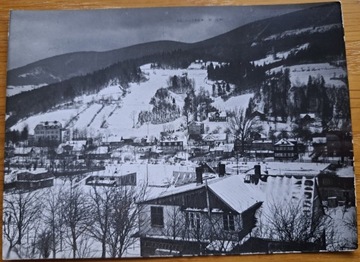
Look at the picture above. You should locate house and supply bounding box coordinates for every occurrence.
[188,121,204,136]
[85,172,137,187]
[11,147,46,168]
[209,111,227,122]
[159,138,184,153]
[136,167,263,256]
[189,145,210,157]
[326,131,353,160]
[34,121,63,145]
[310,137,327,161]
[4,168,54,191]
[136,164,325,255]
[250,110,266,121]
[299,113,316,125]
[209,144,234,158]
[317,167,356,207]
[85,146,111,159]
[274,138,298,161]
[249,132,267,141]
[248,140,273,158]
[201,133,227,147]
[158,138,183,154]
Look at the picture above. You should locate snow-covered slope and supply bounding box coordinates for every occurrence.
[11,64,252,138]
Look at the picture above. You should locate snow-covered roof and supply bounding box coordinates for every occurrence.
[312,137,327,144]
[209,111,227,117]
[242,162,329,177]
[208,175,264,213]
[160,138,184,143]
[336,166,355,178]
[300,113,316,119]
[211,144,234,152]
[13,147,34,155]
[141,174,263,214]
[275,138,294,146]
[35,120,62,129]
[106,135,122,143]
[202,133,227,141]
[252,140,272,144]
[88,146,109,154]
[64,140,86,151]
[257,175,318,227]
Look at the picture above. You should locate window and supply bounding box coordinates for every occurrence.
[151,206,164,227]
[186,212,200,230]
[223,214,235,231]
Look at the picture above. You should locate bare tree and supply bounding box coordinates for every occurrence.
[257,201,325,247]
[106,185,145,258]
[183,212,211,255]
[42,187,64,258]
[34,229,53,258]
[3,191,42,259]
[59,185,90,258]
[206,213,242,253]
[228,107,257,154]
[326,207,357,251]
[164,206,186,241]
[87,186,113,258]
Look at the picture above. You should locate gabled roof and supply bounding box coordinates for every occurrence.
[202,133,227,141]
[300,113,316,119]
[274,138,294,146]
[208,175,264,213]
[140,175,264,214]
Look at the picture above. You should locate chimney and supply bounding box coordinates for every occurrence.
[253,165,261,185]
[218,163,225,177]
[196,166,203,185]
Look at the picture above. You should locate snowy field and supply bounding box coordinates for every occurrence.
[253,43,309,67]
[7,84,47,97]
[268,63,347,88]
[11,108,78,134]
[10,64,251,138]
[263,23,341,41]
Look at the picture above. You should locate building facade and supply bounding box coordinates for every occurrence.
[34,121,63,145]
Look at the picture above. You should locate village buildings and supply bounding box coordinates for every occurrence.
[3,115,355,255]
[33,121,63,145]
[135,163,326,256]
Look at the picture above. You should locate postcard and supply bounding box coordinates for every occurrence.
[3,2,357,259]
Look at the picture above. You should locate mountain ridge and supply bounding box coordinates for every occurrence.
[7,3,342,87]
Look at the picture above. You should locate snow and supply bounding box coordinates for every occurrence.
[253,55,282,67]
[227,161,329,177]
[72,103,103,129]
[212,93,254,112]
[268,63,347,88]
[7,84,47,96]
[274,138,294,146]
[9,65,253,140]
[252,43,309,67]
[327,207,357,250]
[11,108,77,134]
[263,24,341,41]
[208,175,264,213]
[336,166,355,178]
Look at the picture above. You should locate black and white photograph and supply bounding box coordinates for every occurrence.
[3,2,358,259]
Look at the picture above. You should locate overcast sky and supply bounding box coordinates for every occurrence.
[8,4,312,69]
